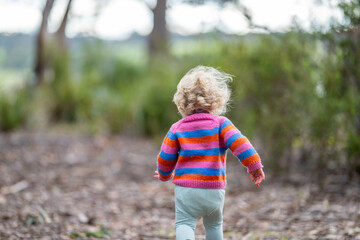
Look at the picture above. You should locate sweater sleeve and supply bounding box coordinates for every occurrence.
[156,127,179,181]
[220,118,263,172]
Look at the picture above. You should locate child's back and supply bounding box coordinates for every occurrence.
[157,113,262,189]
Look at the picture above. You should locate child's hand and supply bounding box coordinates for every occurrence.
[249,168,265,187]
[154,170,160,179]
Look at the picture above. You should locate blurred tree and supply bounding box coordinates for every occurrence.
[148,0,168,57]
[146,0,259,58]
[34,0,73,85]
[34,0,55,85]
[308,0,360,181]
[326,0,360,177]
[56,0,73,50]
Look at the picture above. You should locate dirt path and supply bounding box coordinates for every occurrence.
[0,133,359,240]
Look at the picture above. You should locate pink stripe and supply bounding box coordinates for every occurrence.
[247,161,263,173]
[173,180,226,189]
[176,120,218,133]
[157,162,174,172]
[218,116,227,126]
[181,141,220,150]
[232,142,252,156]
[161,144,178,154]
[223,128,239,143]
[176,161,225,169]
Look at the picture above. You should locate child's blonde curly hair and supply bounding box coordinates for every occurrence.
[173,66,233,117]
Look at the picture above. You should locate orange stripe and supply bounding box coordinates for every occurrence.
[173,174,226,182]
[178,134,219,144]
[220,124,236,139]
[178,155,226,163]
[157,156,176,167]
[230,137,248,150]
[241,154,261,167]
[163,137,178,148]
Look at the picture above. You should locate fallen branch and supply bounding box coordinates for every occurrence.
[36,205,52,224]
[1,180,29,195]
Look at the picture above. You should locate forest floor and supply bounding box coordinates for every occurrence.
[0,132,359,240]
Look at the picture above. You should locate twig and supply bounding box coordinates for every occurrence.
[1,180,29,195]
[37,205,52,224]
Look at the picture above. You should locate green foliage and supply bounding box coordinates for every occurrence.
[99,90,132,133]
[135,60,180,136]
[85,228,110,238]
[0,88,29,132]
[69,232,83,238]
[38,43,95,124]
[338,0,360,26]
[317,0,360,175]
[25,214,43,226]
[218,33,319,173]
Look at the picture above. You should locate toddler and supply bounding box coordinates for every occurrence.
[154,66,265,240]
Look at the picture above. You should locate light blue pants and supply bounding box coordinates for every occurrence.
[174,185,226,240]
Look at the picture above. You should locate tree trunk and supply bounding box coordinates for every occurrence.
[55,0,73,50]
[148,0,168,57]
[34,0,55,85]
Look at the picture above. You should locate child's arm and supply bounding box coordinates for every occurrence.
[220,118,265,186]
[155,129,179,181]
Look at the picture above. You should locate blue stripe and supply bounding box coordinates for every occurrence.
[175,168,226,176]
[177,127,219,138]
[220,119,232,132]
[226,132,243,149]
[159,151,178,161]
[237,148,257,161]
[166,131,177,141]
[157,168,174,176]
[179,148,227,157]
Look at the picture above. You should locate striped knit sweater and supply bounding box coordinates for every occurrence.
[156,113,263,189]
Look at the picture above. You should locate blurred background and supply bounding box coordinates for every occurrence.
[0,0,359,238]
[0,0,358,179]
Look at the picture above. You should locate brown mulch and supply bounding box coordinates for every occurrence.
[0,132,359,240]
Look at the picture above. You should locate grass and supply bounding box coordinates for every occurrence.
[0,69,29,91]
